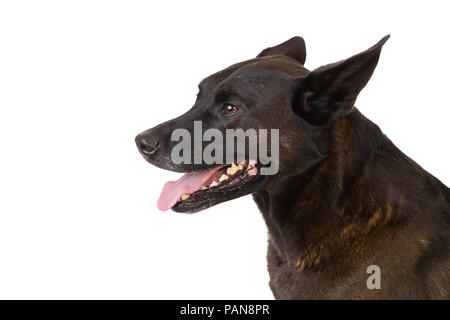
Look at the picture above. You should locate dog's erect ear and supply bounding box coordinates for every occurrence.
[257,36,306,65]
[293,35,390,125]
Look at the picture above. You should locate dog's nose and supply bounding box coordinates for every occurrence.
[136,134,159,157]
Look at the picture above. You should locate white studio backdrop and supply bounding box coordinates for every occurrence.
[0,1,449,299]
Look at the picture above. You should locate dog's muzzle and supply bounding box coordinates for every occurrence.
[135,133,159,158]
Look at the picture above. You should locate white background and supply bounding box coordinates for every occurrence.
[0,1,449,299]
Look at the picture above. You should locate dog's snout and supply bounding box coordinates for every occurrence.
[136,134,160,157]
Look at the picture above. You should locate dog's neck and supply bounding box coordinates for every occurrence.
[254,109,399,270]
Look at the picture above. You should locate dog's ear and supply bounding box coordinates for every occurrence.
[293,35,390,125]
[257,36,306,65]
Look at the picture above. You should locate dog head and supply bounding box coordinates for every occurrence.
[136,35,389,213]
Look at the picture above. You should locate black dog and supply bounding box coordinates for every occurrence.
[136,36,449,299]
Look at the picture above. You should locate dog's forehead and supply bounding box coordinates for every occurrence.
[199,56,307,92]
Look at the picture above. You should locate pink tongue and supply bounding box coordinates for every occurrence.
[157,166,224,211]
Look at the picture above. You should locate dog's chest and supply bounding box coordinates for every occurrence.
[266,242,377,299]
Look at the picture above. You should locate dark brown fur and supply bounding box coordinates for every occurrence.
[256,109,449,299]
[136,36,450,299]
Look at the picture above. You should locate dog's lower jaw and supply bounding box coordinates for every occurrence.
[172,163,268,213]
[255,110,450,299]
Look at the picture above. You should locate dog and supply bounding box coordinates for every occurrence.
[136,36,450,299]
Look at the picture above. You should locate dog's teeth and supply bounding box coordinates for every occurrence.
[209,181,219,188]
[200,185,207,190]
[227,163,240,175]
[219,174,229,182]
[180,193,190,201]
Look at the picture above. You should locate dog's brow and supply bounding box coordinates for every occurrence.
[214,88,230,103]
[214,88,246,105]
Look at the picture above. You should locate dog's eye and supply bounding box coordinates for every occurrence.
[223,104,239,115]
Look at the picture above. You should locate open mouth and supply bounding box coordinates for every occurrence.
[157,160,265,213]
